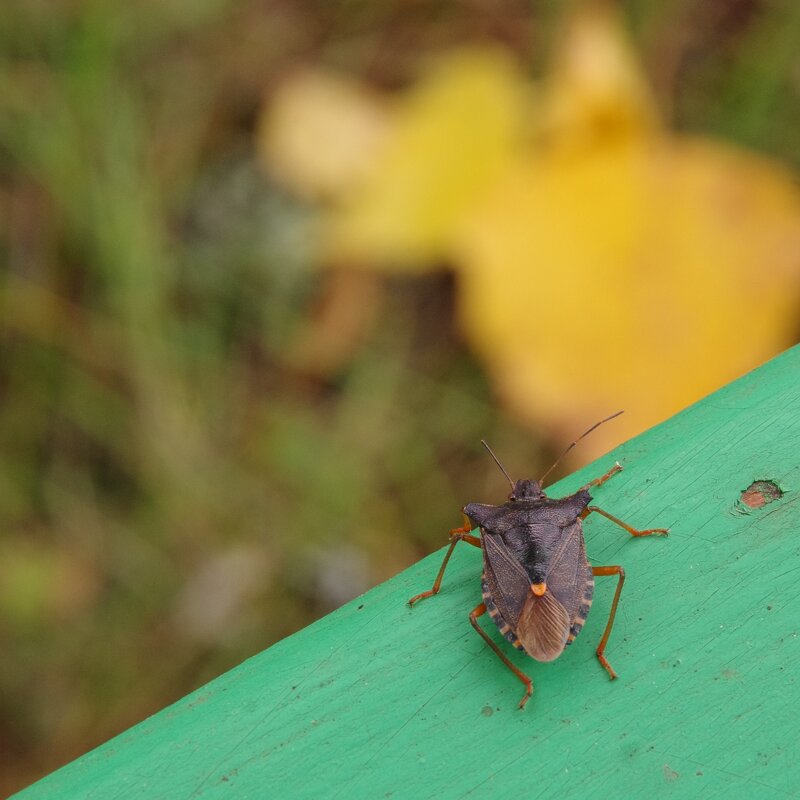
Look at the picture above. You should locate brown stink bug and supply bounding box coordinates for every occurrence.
[408,412,668,709]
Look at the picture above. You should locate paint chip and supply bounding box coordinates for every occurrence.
[740,480,783,509]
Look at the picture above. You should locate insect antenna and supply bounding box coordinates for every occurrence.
[480,440,515,491]
[539,410,624,486]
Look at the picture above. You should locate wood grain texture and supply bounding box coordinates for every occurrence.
[14,345,800,800]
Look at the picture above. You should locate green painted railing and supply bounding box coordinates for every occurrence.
[14,345,800,799]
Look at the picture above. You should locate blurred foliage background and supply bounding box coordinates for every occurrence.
[2,0,800,793]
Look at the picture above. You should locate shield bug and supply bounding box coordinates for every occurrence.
[408,412,668,709]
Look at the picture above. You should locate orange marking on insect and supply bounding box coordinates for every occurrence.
[531,582,547,597]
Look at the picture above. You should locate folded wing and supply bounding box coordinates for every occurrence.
[482,533,529,629]
[515,590,571,661]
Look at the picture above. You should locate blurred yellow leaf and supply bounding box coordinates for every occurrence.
[458,138,800,452]
[455,8,800,453]
[261,8,800,453]
[326,48,528,267]
[537,4,659,148]
[259,69,391,200]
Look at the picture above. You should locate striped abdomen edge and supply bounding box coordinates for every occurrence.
[566,571,594,646]
[481,572,526,653]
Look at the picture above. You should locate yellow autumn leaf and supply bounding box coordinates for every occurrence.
[455,8,800,454]
[259,68,391,201]
[260,7,800,451]
[326,47,528,268]
[537,3,659,147]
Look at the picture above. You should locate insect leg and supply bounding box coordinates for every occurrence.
[407,519,480,607]
[581,461,622,491]
[469,602,533,710]
[583,506,669,537]
[591,565,625,680]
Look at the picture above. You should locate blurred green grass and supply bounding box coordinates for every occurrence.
[1,0,798,793]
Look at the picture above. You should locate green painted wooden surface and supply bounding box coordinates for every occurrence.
[14,346,800,799]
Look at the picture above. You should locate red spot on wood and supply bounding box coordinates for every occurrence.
[740,480,782,509]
